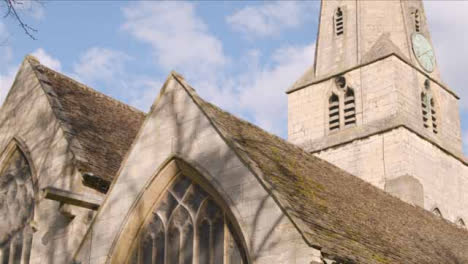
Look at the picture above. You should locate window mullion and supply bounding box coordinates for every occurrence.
[209,222,214,264]
[20,227,33,264]
[0,245,8,264]
[223,214,229,264]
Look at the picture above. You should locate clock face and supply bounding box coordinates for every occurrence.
[411,33,436,72]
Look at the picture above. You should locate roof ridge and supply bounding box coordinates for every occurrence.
[169,72,305,154]
[27,56,144,116]
[23,55,146,184]
[170,73,320,248]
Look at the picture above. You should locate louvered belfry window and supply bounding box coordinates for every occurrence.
[344,88,356,127]
[421,81,438,134]
[335,7,344,36]
[0,148,35,264]
[127,175,246,264]
[328,76,357,132]
[430,98,438,134]
[329,93,340,131]
[421,92,430,128]
[414,9,421,32]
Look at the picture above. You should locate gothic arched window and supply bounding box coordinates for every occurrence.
[456,218,466,228]
[0,146,35,264]
[344,88,356,127]
[329,93,340,131]
[127,175,247,264]
[334,7,344,36]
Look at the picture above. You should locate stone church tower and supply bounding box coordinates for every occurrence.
[288,0,468,223]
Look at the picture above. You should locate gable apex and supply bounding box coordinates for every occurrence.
[2,57,145,191]
[361,33,409,64]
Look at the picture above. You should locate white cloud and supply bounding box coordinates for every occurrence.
[73,47,130,84]
[0,67,17,106]
[32,48,61,71]
[127,79,163,112]
[226,1,316,38]
[234,44,315,133]
[425,1,468,110]
[122,1,227,77]
[0,22,12,65]
[72,47,163,112]
[120,1,315,136]
[0,49,60,106]
[425,2,468,155]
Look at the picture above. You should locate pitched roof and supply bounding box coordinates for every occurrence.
[26,56,145,189]
[171,73,468,264]
[361,33,409,64]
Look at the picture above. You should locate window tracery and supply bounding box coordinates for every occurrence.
[127,175,246,264]
[0,147,34,264]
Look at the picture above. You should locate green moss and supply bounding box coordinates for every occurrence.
[372,254,391,264]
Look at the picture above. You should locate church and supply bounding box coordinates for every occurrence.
[1,0,467,263]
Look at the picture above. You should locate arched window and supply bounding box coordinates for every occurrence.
[329,93,340,131]
[0,147,35,264]
[334,7,344,36]
[456,218,466,228]
[432,207,442,218]
[127,175,247,264]
[344,88,356,127]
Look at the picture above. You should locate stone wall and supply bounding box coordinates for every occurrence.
[394,56,462,153]
[315,127,468,224]
[0,60,102,264]
[288,51,467,225]
[289,57,397,149]
[314,0,358,77]
[288,56,462,156]
[313,0,441,81]
[76,75,319,264]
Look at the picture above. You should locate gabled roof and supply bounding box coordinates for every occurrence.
[171,73,468,264]
[361,33,409,64]
[26,56,145,189]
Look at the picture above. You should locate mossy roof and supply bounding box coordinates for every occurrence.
[20,54,468,263]
[27,57,145,184]
[171,74,468,264]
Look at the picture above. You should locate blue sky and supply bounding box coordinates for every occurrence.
[1,1,468,153]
